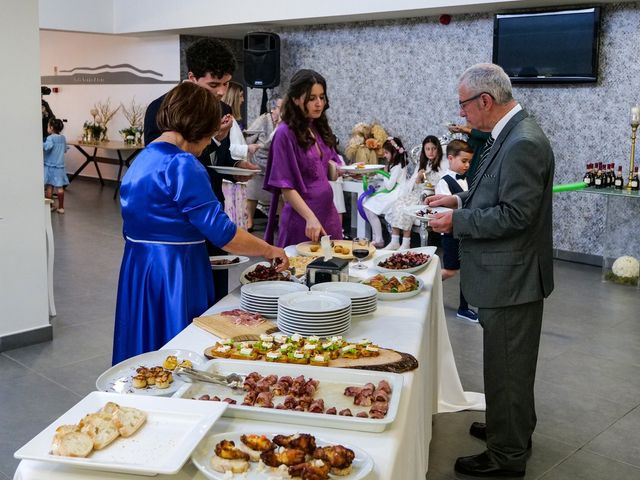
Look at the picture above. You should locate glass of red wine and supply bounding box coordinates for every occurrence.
[352,237,370,270]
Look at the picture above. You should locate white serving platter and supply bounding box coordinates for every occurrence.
[209,255,249,270]
[240,262,303,285]
[374,246,437,274]
[338,164,385,172]
[191,431,374,480]
[208,165,259,176]
[173,359,403,433]
[96,349,205,396]
[362,273,425,301]
[14,391,226,476]
[403,204,452,221]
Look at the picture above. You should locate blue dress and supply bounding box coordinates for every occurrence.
[113,142,237,364]
[43,134,69,187]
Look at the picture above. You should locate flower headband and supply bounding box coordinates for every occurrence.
[386,136,405,154]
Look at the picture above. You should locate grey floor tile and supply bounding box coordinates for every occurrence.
[538,449,640,480]
[0,354,32,382]
[3,323,112,371]
[534,379,632,447]
[585,405,640,469]
[50,290,118,328]
[536,351,640,409]
[37,353,112,396]
[0,373,80,475]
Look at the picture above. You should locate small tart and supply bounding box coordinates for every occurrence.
[163,355,178,370]
[132,374,147,389]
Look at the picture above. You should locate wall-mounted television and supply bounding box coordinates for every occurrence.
[493,7,601,84]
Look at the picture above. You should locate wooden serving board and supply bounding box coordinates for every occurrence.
[193,314,278,341]
[203,344,418,373]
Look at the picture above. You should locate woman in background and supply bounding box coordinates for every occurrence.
[263,69,343,246]
[113,82,288,364]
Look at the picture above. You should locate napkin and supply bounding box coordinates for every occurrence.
[320,235,333,261]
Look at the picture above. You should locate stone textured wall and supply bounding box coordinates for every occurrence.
[189,3,640,257]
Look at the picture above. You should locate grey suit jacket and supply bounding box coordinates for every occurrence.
[452,109,554,308]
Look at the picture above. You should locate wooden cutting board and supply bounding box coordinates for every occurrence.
[193,314,278,341]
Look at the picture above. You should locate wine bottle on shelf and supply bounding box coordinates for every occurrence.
[614,166,624,190]
[631,166,639,191]
[594,163,604,188]
[606,164,613,187]
[583,163,593,186]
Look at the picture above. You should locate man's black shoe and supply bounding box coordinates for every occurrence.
[469,423,532,449]
[454,452,525,477]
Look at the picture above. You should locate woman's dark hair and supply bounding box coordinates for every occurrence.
[383,136,407,169]
[419,135,443,172]
[281,69,336,149]
[186,38,237,79]
[48,118,64,133]
[156,82,221,143]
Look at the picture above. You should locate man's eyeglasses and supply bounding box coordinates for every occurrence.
[458,92,492,109]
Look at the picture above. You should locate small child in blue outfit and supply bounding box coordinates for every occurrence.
[43,118,69,213]
[435,139,478,323]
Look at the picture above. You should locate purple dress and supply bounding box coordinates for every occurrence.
[263,123,343,247]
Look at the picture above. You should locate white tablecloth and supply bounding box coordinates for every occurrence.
[14,252,484,480]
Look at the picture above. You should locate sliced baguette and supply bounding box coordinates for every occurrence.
[110,405,147,437]
[79,413,120,450]
[50,431,93,457]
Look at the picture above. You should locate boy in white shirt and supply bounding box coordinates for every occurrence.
[435,139,478,323]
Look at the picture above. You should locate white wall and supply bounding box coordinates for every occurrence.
[40,31,180,180]
[0,0,49,338]
[40,0,114,33]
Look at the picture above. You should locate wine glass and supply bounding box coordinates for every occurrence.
[352,237,370,270]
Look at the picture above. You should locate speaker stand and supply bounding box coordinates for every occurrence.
[260,89,268,115]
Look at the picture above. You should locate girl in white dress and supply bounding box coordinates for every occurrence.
[362,137,408,247]
[417,135,445,187]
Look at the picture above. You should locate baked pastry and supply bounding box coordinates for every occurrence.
[265,351,287,363]
[162,355,178,370]
[209,344,232,358]
[100,402,147,437]
[132,374,147,389]
[340,344,360,360]
[50,425,93,458]
[287,350,309,364]
[155,372,171,389]
[78,413,120,450]
[179,359,193,369]
[210,454,250,473]
[310,353,329,367]
[230,346,258,361]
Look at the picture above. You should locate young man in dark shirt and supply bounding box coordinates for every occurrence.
[144,38,258,301]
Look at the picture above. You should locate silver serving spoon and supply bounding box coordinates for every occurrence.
[173,366,245,390]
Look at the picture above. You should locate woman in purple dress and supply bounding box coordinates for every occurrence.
[263,69,343,247]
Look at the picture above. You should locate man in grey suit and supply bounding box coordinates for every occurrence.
[429,63,554,477]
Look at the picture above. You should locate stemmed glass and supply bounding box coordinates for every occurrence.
[352,237,370,270]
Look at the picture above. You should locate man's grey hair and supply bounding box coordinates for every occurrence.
[268,93,282,111]
[459,63,514,105]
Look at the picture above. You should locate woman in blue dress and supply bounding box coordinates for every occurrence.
[113,82,288,364]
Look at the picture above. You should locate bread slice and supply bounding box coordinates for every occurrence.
[50,425,93,458]
[79,413,120,450]
[210,454,250,473]
[109,405,147,437]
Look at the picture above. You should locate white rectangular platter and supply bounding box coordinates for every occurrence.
[14,391,227,476]
[172,359,403,433]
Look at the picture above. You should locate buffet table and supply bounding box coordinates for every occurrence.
[14,251,484,480]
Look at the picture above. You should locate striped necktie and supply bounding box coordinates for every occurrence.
[468,135,494,192]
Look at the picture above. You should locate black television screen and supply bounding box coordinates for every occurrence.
[493,7,600,84]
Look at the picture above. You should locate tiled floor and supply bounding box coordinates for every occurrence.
[1,178,639,479]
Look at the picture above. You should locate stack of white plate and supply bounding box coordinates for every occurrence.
[311,282,378,316]
[277,291,352,336]
[240,281,308,318]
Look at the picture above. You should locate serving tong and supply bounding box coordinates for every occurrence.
[173,366,245,390]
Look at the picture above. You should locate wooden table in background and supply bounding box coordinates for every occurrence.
[67,141,144,199]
